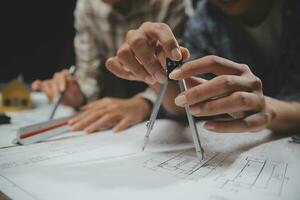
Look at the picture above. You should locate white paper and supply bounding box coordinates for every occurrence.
[0,120,299,200]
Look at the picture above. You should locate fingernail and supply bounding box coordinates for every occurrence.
[204,123,215,130]
[175,95,187,106]
[171,48,182,61]
[145,76,156,85]
[154,72,167,84]
[191,106,201,115]
[169,68,181,79]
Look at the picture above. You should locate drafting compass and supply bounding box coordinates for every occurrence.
[142,58,204,160]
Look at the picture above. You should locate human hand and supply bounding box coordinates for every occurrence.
[32,69,85,108]
[68,97,152,133]
[106,22,189,85]
[170,55,276,133]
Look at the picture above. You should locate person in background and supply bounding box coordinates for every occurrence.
[106,0,300,133]
[32,0,193,133]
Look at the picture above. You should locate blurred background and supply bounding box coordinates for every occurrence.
[1,1,77,82]
[1,0,199,83]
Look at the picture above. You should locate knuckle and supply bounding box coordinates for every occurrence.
[261,113,269,124]
[128,34,147,49]
[235,92,251,107]
[141,21,153,29]
[251,76,262,90]
[240,64,250,72]
[206,55,220,65]
[155,22,168,30]
[116,47,130,59]
[242,119,251,129]
[126,29,136,40]
[102,114,114,121]
[256,95,265,110]
[222,76,235,91]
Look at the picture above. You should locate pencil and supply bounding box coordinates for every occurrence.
[49,65,77,120]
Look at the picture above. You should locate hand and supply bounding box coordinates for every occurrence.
[68,97,152,133]
[32,69,85,108]
[105,22,190,85]
[169,55,276,133]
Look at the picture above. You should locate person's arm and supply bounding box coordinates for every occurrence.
[74,0,103,102]
[169,56,300,133]
[265,97,300,132]
[133,0,194,113]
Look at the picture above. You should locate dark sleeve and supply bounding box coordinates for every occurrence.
[277,73,300,101]
[183,1,218,60]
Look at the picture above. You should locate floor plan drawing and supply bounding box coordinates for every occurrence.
[143,149,289,197]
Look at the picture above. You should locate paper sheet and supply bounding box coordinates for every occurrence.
[0,93,76,148]
[0,120,299,200]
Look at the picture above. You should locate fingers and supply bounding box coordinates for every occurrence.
[31,80,42,91]
[116,44,155,85]
[184,77,207,89]
[169,55,250,80]
[53,69,69,92]
[156,46,190,70]
[126,29,167,83]
[140,22,182,61]
[175,75,262,107]
[42,80,59,102]
[68,108,110,130]
[84,114,120,133]
[204,112,272,133]
[190,92,264,116]
[106,57,136,81]
[112,118,132,132]
[107,22,184,84]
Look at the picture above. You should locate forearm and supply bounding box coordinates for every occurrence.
[266,96,300,132]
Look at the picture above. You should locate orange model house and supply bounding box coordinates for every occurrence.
[0,80,32,112]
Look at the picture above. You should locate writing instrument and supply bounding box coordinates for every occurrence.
[49,65,77,120]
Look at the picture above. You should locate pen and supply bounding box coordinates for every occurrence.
[49,65,77,120]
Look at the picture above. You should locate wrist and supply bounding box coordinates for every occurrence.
[72,93,86,110]
[132,97,153,119]
[265,96,300,132]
